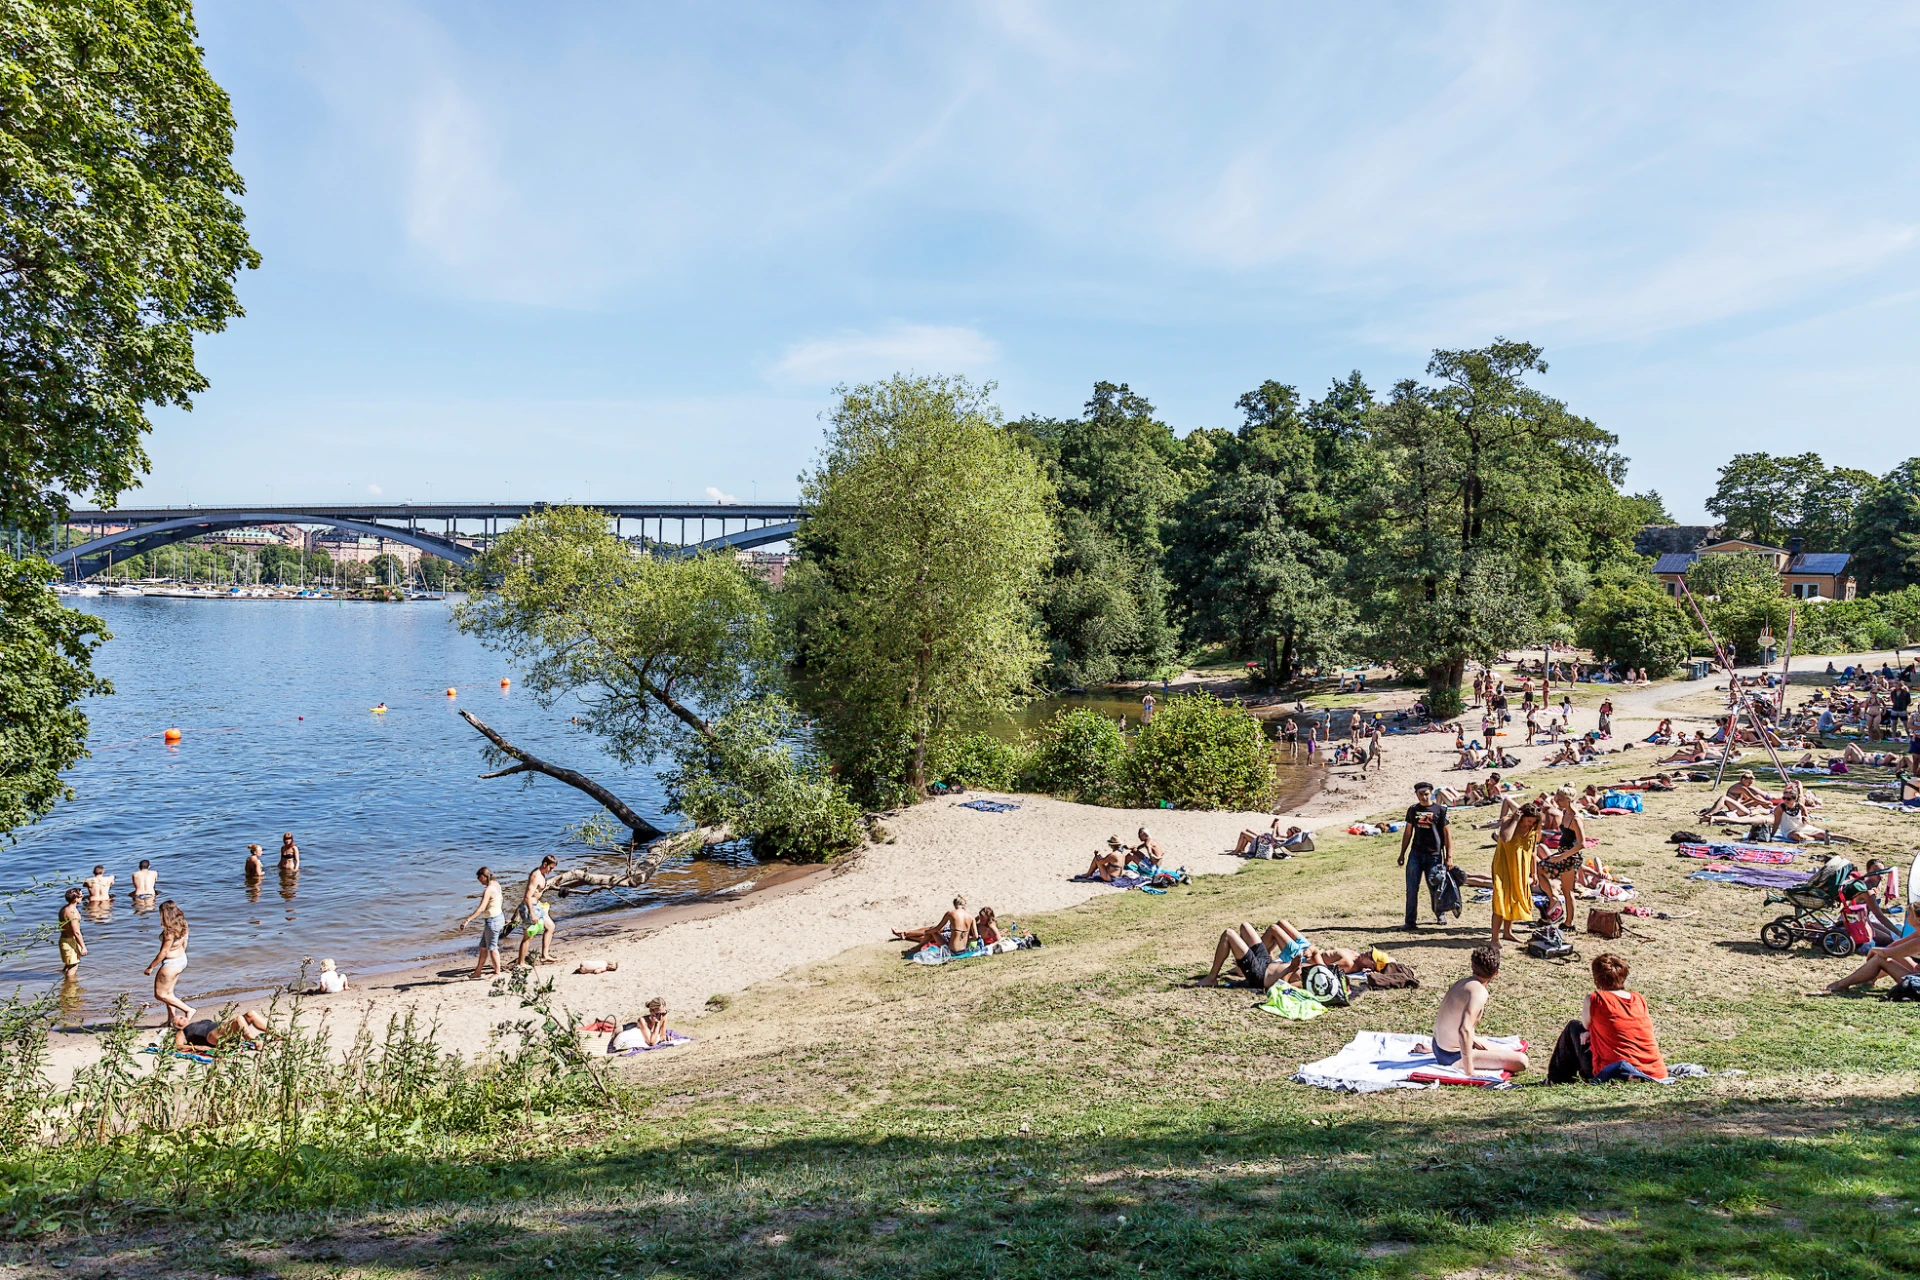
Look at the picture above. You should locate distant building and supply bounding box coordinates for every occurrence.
[736,549,794,588]
[1651,538,1856,601]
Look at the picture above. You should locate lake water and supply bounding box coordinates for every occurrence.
[0,597,759,1019]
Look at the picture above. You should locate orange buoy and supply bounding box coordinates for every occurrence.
[163,728,181,743]
[446,687,457,697]
[500,678,511,688]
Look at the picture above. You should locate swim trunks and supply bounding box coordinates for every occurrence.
[1235,943,1271,988]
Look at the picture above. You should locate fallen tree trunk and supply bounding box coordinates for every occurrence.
[459,709,665,844]
[545,824,733,895]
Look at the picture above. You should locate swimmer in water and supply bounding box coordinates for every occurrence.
[278,833,300,874]
[244,844,264,881]
[84,864,114,902]
[130,858,157,898]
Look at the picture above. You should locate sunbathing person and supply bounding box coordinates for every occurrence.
[1841,742,1901,767]
[1233,820,1283,856]
[1811,926,1920,995]
[892,896,975,951]
[1084,837,1126,879]
[1613,772,1677,791]
[1659,736,1708,764]
[174,1009,271,1051]
[1770,795,1830,843]
[1547,742,1581,766]
[1202,921,1296,990]
[1417,945,1530,1077]
[974,906,1000,947]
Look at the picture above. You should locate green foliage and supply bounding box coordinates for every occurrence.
[1683,549,1785,600]
[665,699,864,862]
[1706,451,1873,552]
[790,375,1056,798]
[1118,694,1272,810]
[1024,708,1126,803]
[925,731,1028,792]
[1849,458,1920,594]
[456,507,775,764]
[0,555,110,838]
[1574,576,1697,676]
[0,0,259,528]
[1353,341,1628,710]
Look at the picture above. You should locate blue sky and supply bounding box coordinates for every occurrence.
[140,1,1920,520]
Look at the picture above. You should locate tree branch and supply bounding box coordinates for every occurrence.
[459,710,664,843]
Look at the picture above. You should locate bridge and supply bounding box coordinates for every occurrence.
[45,502,802,580]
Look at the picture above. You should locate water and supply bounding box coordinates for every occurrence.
[0,597,761,1018]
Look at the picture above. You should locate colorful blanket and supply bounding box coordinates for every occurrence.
[615,1032,691,1054]
[1687,865,1813,889]
[1292,1031,1526,1092]
[959,799,1021,813]
[1676,842,1798,864]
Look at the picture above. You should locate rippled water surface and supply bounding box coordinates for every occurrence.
[0,597,755,1017]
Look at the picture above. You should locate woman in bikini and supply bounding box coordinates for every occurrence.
[1084,837,1126,879]
[891,896,975,952]
[144,899,194,1024]
[1535,789,1586,926]
[278,833,301,873]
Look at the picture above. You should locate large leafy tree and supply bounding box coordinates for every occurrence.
[790,375,1055,798]
[1,1,255,840]
[1850,459,1920,593]
[1354,340,1626,716]
[1166,373,1375,681]
[1008,383,1189,686]
[1573,571,1697,678]
[0,553,109,836]
[1705,452,1872,551]
[2,0,258,527]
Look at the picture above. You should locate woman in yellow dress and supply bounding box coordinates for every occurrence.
[1490,797,1542,946]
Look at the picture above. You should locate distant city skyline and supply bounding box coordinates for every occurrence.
[134,1,1920,521]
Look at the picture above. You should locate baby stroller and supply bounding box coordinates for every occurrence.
[1758,855,1857,957]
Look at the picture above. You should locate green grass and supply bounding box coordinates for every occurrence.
[8,752,1920,1277]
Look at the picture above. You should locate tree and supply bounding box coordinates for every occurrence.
[1849,459,1920,594]
[1684,551,1788,661]
[1354,341,1625,716]
[1573,576,1696,677]
[1622,491,1675,525]
[1705,452,1871,551]
[0,555,110,837]
[1008,383,1189,685]
[790,375,1055,798]
[2,0,259,529]
[1166,374,1375,682]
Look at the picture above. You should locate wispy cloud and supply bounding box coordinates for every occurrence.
[366,483,384,496]
[704,486,738,504]
[769,323,1000,385]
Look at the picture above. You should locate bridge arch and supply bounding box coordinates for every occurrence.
[49,512,478,580]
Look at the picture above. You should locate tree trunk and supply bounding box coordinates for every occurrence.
[1277,629,1296,683]
[545,825,730,895]
[1425,654,1467,718]
[458,710,665,843]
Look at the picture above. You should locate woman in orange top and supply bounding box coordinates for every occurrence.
[1585,953,1667,1082]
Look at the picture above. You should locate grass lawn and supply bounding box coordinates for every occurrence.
[14,754,1920,1278]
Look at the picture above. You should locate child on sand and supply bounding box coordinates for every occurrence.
[1420,945,1529,1078]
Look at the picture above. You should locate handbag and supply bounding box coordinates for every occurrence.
[1585,908,1622,940]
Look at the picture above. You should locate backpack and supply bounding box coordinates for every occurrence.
[1301,963,1357,1006]
[1527,925,1575,960]
[1886,974,1920,1002]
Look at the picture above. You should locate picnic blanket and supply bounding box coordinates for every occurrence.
[1860,800,1920,813]
[1688,864,1813,889]
[959,799,1020,813]
[1676,842,1798,864]
[141,1044,213,1065]
[1292,1031,1526,1092]
[615,1033,692,1054]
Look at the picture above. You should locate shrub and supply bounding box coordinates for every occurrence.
[1025,707,1126,803]
[1870,621,1906,651]
[1575,582,1697,678]
[1118,694,1273,811]
[926,732,1028,791]
[666,699,866,862]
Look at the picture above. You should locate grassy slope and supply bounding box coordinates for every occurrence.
[18,755,1920,1278]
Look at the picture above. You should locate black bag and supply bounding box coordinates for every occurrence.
[1886,975,1920,1002]
[1547,1019,1593,1084]
[1426,863,1462,918]
[1527,924,1575,960]
[1301,963,1358,1006]
[1446,864,1468,886]
[1669,830,1703,844]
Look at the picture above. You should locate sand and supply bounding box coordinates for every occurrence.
[45,648,1898,1081]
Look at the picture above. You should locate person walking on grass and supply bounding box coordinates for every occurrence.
[1397,782,1453,930]
[58,887,86,981]
[461,866,506,978]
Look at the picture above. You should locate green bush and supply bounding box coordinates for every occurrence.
[1575,582,1697,678]
[1871,621,1906,651]
[926,732,1028,791]
[666,699,866,862]
[1025,707,1126,803]
[1118,694,1273,811]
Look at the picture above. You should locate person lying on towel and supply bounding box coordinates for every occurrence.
[1547,954,1668,1083]
[1416,945,1530,1078]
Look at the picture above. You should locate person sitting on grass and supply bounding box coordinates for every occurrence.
[1548,953,1668,1083]
[174,1009,271,1052]
[1084,837,1126,880]
[1659,735,1709,764]
[1417,945,1529,1078]
[1811,924,1920,995]
[1770,793,1831,843]
[1202,920,1298,991]
[892,896,975,953]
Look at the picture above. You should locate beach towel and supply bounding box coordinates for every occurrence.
[1688,865,1813,889]
[616,1033,692,1054]
[959,799,1020,813]
[911,941,989,965]
[1292,1031,1525,1092]
[1860,800,1920,813]
[141,1044,213,1065]
[1676,842,1798,864]
[1255,983,1325,1021]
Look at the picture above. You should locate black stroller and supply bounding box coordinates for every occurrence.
[1758,855,1857,957]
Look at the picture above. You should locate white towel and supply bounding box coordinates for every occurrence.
[1293,1031,1525,1092]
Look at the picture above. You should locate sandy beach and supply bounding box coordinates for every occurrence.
[45,650,1878,1081]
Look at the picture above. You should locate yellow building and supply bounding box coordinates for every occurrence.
[1651,538,1855,601]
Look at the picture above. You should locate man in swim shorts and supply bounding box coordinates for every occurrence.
[462,866,506,978]
[173,1009,271,1051]
[1426,945,1529,1077]
[1202,920,1297,990]
[130,859,157,898]
[514,855,559,967]
[58,887,86,980]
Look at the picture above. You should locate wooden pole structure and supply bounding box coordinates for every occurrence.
[1777,603,1798,716]
[1674,579,1746,792]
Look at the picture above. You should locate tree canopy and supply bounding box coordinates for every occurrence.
[1,0,258,529]
[1705,452,1873,552]
[0,553,109,837]
[790,375,1055,799]
[1848,458,1920,594]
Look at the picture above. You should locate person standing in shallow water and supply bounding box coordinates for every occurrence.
[58,887,86,981]
[1141,692,1155,724]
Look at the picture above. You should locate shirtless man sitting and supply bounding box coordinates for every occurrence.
[1417,945,1530,1077]
[1547,742,1581,766]
[130,859,157,898]
[1131,828,1164,872]
[892,895,975,952]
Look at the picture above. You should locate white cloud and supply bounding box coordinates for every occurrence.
[366,483,384,496]
[704,486,738,504]
[769,323,1000,385]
